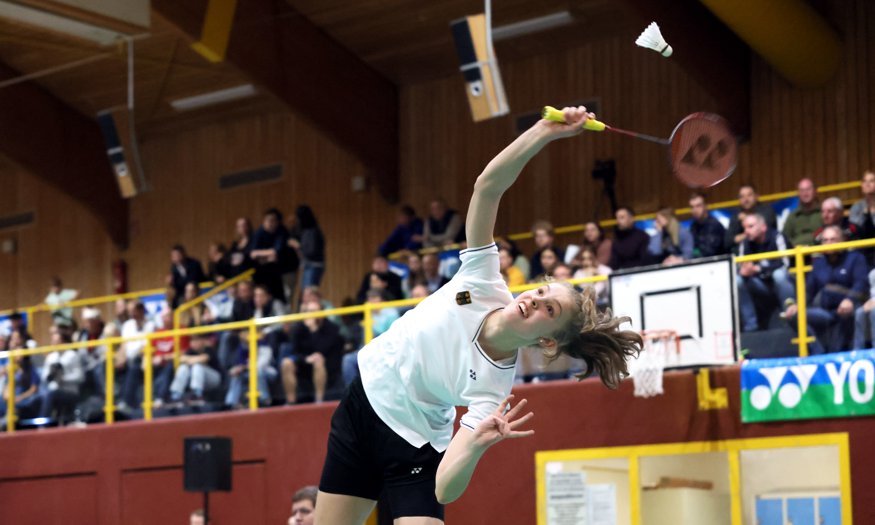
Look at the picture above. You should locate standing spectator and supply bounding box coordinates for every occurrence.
[736,214,794,332]
[228,217,255,278]
[572,247,612,306]
[499,247,526,287]
[688,192,727,258]
[288,205,326,290]
[610,206,651,269]
[648,207,693,265]
[169,334,222,405]
[529,221,565,280]
[356,256,403,303]
[0,354,40,421]
[44,276,78,328]
[726,184,778,252]
[379,205,424,256]
[168,245,206,309]
[251,208,296,303]
[118,301,156,411]
[421,198,464,248]
[782,226,866,353]
[280,301,344,404]
[207,242,232,284]
[814,197,858,244]
[567,221,612,267]
[422,253,450,293]
[288,486,318,525]
[782,178,822,247]
[39,327,84,421]
[849,169,875,266]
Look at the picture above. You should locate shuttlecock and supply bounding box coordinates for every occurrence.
[635,22,672,57]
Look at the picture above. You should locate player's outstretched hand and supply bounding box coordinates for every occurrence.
[539,105,596,140]
[472,395,535,449]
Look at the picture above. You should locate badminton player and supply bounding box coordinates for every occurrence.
[315,106,642,524]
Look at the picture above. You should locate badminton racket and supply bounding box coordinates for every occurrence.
[542,106,738,188]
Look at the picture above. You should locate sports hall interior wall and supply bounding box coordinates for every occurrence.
[0,0,873,320]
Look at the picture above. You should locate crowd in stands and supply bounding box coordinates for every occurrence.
[2,172,875,428]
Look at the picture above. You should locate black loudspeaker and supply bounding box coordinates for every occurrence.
[450,14,509,122]
[184,437,232,492]
[96,108,144,198]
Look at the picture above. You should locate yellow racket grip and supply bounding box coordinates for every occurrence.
[541,106,606,132]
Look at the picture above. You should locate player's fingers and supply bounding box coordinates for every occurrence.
[508,429,535,439]
[494,395,514,415]
[504,397,528,420]
[508,411,534,430]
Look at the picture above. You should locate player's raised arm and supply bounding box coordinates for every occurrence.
[464,107,594,248]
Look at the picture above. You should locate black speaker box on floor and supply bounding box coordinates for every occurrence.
[184,436,232,492]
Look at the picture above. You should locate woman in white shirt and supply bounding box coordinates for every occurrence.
[315,107,642,525]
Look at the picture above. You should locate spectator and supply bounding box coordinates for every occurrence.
[499,247,526,287]
[288,205,326,289]
[782,226,866,353]
[566,221,612,267]
[38,328,84,421]
[216,280,255,369]
[280,301,344,404]
[572,247,612,306]
[529,220,565,280]
[736,214,794,332]
[422,253,450,293]
[338,297,365,388]
[118,301,156,411]
[610,206,651,269]
[532,247,561,282]
[44,276,78,328]
[168,245,206,309]
[149,309,188,407]
[251,208,297,303]
[401,253,425,299]
[366,289,400,339]
[207,242,232,284]
[7,312,34,347]
[76,307,106,398]
[356,256,403,303]
[849,169,875,266]
[379,204,424,256]
[552,263,573,281]
[190,509,206,525]
[178,282,207,328]
[228,217,255,278]
[113,299,129,330]
[169,334,222,405]
[0,355,40,421]
[496,238,530,280]
[288,485,317,525]
[814,197,858,244]
[648,207,693,265]
[726,184,778,252]
[782,178,822,247]
[224,329,277,409]
[688,192,727,258]
[252,284,289,357]
[421,198,464,248]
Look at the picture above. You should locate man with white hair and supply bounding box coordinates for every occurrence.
[814,197,858,244]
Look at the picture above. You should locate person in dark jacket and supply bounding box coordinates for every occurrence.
[609,207,650,270]
[251,208,297,303]
[726,184,778,253]
[737,214,794,331]
[379,205,424,257]
[289,205,326,289]
[279,300,345,404]
[688,193,727,258]
[168,245,206,308]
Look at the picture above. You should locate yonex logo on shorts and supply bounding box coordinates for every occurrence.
[411,467,422,474]
[469,369,477,380]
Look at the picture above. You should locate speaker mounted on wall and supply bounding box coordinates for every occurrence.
[450,14,509,122]
[184,436,233,493]
[96,108,145,199]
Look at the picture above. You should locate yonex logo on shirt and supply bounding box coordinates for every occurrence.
[469,369,477,380]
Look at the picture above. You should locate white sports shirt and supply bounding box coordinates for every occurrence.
[358,243,517,452]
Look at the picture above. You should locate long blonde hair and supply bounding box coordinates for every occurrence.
[657,207,680,247]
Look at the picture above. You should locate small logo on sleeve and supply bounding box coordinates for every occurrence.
[456,291,472,305]
[469,369,477,380]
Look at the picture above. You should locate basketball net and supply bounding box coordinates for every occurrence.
[631,330,680,398]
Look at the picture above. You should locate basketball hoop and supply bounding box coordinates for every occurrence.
[630,330,680,398]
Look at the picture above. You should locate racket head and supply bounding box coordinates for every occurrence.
[668,113,738,188]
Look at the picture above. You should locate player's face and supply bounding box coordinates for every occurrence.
[503,284,575,343]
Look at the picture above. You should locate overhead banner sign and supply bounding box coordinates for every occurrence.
[741,350,875,423]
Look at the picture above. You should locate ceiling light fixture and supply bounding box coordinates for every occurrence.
[169,84,258,112]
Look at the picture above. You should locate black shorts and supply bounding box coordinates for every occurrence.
[319,376,445,521]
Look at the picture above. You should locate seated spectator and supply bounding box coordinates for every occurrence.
[299,285,336,319]
[422,198,465,248]
[736,214,794,332]
[850,169,875,265]
[252,284,288,354]
[169,334,222,405]
[499,247,526,287]
[113,299,129,330]
[39,327,84,421]
[496,238,530,279]
[529,220,565,280]
[367,288,400,337]
[338,297,365,388]
[726,184,778,252]
[168,244,206,309]
[224,329,277,409]
[401,252,425,298]
[288,205,326,289]
[782,178,821,247]
[572,247,612,306]
[280,301,344,404]
[7,312,35,347]
[76,307,106,398]
[189,509,206,525]
[228,217,255,278]
[251,208,297,304]
[688,192,728,258]
[207,241,232,284]
[356,255,403,303]
[421,253,450,294]
[566,221,612,267]
[217,280,255,369]
[44,276,78,329]
[814,197,858,244]
[648,207,693,265]
[610,206,651,269]
[288,485,317,525]
[178,282,208,327]
[0,354,40,421]
[149,309,189,408]
[552,263,573,281]
[782,226,866,353]
[532,247,561,282]
[379,204,424,257]
[118,301,156,411]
